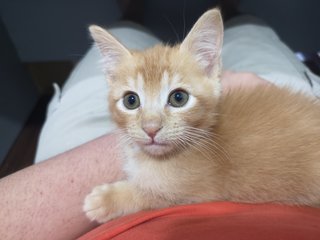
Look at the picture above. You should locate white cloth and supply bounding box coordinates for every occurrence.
[222,16,317,96]
[35,19,320,163]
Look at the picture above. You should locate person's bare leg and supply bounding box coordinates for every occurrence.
[0,134,124,240]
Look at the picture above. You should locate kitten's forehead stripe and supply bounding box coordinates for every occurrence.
[128,77,135,90]
[135,47,179,110]
[162,71,169,86]
[136,73,145,108]
[160,71,170,107]
[135,46,173,90]
[159,71,183,105]
[136,73,144,91]
[172,73,181,86]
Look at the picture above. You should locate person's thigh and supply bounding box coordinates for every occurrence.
[222,16,320,96]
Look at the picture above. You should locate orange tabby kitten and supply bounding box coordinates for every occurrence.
[84,9,320,223]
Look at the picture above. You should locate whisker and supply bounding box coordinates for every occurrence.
[162,127,227,159]
[182,0,187,39]
[163,14,180,43]
[186,131,231,162]
[183,126,231,162]
[178,135,216,162]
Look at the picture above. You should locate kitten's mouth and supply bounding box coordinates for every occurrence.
[145,141,167,147]
[140,140,172,156]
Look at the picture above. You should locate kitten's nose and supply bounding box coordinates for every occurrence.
[142,119,162,140]
[143,125,162,140]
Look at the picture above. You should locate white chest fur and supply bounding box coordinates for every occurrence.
[123,149,222,203]
[124,156,178,197]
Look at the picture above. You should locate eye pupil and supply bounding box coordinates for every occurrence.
[174,92,183,102]
[128,95,136,105]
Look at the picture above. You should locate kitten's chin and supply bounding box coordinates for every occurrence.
[140,143,174,157]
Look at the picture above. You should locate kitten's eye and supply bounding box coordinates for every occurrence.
[168,89,189,107]
[123,92,140,110]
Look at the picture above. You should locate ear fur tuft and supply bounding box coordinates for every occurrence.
[180,9,223,77]
[89,25,131,77]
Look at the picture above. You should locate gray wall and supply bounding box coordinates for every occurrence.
[0,0,121,62]
[1,0,319,63]
[240,0,320,53]
[143,0,320,53]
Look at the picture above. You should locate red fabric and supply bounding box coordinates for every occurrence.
[79,202,320,240]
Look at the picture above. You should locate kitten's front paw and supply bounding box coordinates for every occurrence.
[83,184,121,223]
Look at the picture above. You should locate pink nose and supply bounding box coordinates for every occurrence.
[142,115,162,140]
[143,126,161,139]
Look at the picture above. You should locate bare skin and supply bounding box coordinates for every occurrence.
[0,135,124,240]
[0,72,268,240]
[221,71,270,93]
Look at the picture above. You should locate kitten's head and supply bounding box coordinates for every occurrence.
[90,9,223,158]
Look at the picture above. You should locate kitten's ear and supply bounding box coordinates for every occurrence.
[180,9,223,77]
[89,25,131,76]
